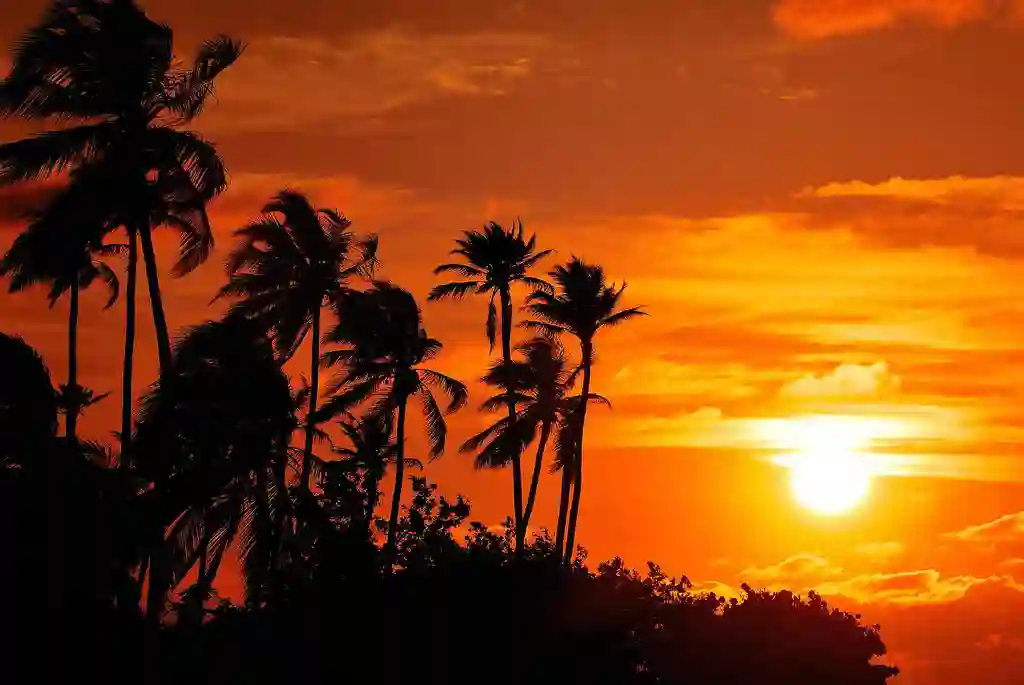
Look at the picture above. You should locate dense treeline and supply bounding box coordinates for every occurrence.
[0,1,898,682]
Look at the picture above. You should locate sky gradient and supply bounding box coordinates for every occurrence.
[3,1,1024,682]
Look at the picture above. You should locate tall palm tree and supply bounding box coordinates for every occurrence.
[217,190,379,494]
[0,214,121,441]
[0,0,243,380]
[523,258,646,563]
[319,282,468,560]
[131,314,297,617]
[427,221,551,545]
[461,337,609,550]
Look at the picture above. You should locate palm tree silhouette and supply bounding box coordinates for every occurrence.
[523,258,645,562]
[331,412,425,532]
[428,221,551,547]
[132,314,297,616]
[217,190,378,494]
[461,337,609,547]
[0,0,242,379]
[319,282,468,559]
[0,213,121,441]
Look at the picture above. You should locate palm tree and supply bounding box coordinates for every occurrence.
[427,221,551,546]
[319,282,468,560]
[331,412,425,532]
[131,314,297,617]
[0,0,243,379]
[217,190,379,494]
[0,215,121,441]
[461,337,610,550]
[523,258,646,563]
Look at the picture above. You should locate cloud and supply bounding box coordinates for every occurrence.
[818,570,1016,606]
[944,512,1024,543]
[772,0,992,39]
[805,175,1024,208]
[855,541,906,564]
[0,182,64,228]
[780,361,901,399]
[798,175,1024,258]
[742,554,845,586]
[201,29,553,132]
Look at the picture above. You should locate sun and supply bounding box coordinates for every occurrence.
[766,416,875,516]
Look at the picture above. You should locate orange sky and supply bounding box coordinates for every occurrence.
[4,1,1024,682]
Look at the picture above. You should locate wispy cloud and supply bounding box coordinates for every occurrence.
[200,29,555,133]
[772,0,995,39]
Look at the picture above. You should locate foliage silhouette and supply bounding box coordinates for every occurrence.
[0,0,241,450]
[0,204,121,440]
[524,257,646,562]
[217,190,378,494]
[429,221,552,549]
[319,282,469,560]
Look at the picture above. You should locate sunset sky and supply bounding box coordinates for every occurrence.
[4,1,1024,682]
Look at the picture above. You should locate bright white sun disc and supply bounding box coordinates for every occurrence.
[789,450,870,515]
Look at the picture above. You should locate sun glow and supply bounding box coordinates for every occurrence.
[764,416,878,516]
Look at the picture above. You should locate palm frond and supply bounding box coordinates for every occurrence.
[433,262,484,278]
[418,369,469,413]
[427,280,479,301]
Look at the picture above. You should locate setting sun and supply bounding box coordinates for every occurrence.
[762,416,878,515]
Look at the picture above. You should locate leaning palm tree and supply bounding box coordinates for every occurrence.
[131,314,298,617]
[0,213,121,441]
[523,258,646,563]
[0,0,243,380]
[461,337,609,550]
[318,282,468,560]
[216,190,378,494]
[428,221,551,545]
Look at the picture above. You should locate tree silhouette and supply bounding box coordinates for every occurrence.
[0,0,242,385]
[0,208,121,441]
[0,332,58,463]
[131,314,297,618]
[330,411,424,534]
[428,220,551,548]
[523,258,645,562]
[319,282,468,559]
[462,337,608,548]
[217,190,378,494]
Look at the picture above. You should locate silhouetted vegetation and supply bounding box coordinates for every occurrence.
[0,2,899,683]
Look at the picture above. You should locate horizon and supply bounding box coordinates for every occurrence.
[2,1,1024,682]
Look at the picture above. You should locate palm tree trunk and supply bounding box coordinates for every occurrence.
[65,279,80,442]
[500,286,524,552]
[120,231,138,454]
[300,309,320,493]
[554,460,571,560]
[137,221,173,376]
[386,399,408,563]
[253,467,277,606]
[521,420,551,535]
[563,340,593,565]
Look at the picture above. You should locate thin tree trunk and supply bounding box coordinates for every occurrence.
[554,461,571,561]
[120,231,138,455]
[65,279,80,442]
[521,420,551,535]
[563,340,593,565]
[500,286,524,552]
[300,309,320,493]
[365,471,380,535]
[386,399,408,563]
[137,221,173,376]
[253,468,277,607]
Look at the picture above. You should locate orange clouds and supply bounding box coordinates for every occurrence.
[945,511,1024,543]
[772,0,993,39]
[780,361,901,399]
